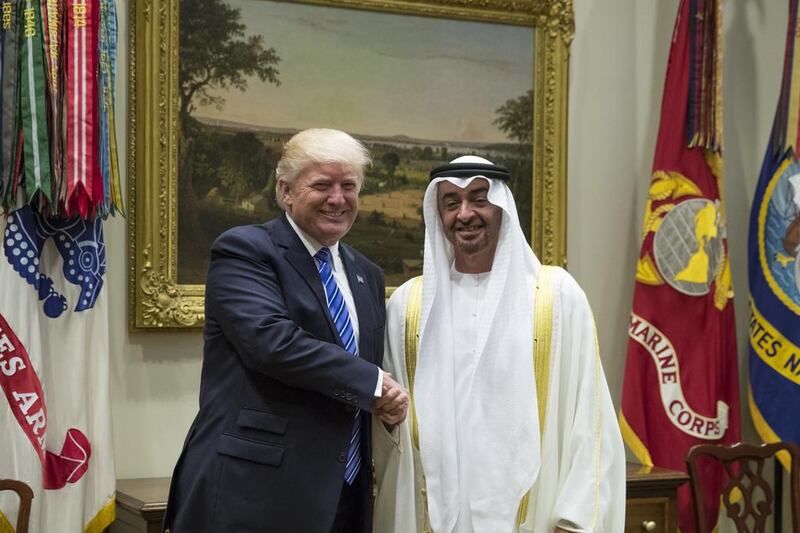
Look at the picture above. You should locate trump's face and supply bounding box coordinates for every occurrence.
[279,162,360,246]
[437,178,502,260]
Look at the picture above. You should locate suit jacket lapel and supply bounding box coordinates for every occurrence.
[340,243,373,361]
[272,215,339,340]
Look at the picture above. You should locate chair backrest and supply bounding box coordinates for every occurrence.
[685,442,800,533]
[0,479,33,533]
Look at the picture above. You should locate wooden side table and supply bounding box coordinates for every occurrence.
[110,477,170,533]
[625,463,689,533]
[111,464,688,533]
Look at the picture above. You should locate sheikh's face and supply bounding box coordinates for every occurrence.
[436,178,502,258]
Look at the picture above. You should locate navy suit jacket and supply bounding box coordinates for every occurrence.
[163,215,385,533]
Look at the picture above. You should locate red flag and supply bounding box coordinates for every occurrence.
[620,1,741,532]
[65,0,101,217]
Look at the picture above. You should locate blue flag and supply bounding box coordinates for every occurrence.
[748,0,800,468]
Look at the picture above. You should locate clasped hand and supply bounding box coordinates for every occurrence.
[372,373,409,428]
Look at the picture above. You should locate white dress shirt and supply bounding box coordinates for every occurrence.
[286,214,383,397]
[449,267,582,533]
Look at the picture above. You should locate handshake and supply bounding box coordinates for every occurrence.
[372,373,410,428]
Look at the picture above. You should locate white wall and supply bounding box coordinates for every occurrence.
[109,0,787,492]
[108,2,204,479]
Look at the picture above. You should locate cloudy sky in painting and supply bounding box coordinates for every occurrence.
[190,0,534,143]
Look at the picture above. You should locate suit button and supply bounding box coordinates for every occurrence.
[338,452,347,463]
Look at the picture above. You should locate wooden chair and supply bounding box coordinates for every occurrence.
[0,479,33,533]
[685,442,800,532]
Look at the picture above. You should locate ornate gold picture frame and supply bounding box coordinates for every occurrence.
[129,0,573,330]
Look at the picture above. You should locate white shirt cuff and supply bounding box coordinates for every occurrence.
[374,368,383,397]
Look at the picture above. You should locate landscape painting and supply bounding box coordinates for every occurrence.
[177,0,535,288]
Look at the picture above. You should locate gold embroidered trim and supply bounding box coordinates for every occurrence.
[748,386,792,471]
[0,510,14,533]
[517,264,557,525]
[405,275,424,450]
[619,412,653,467]
[533,266,556,433]
[84,497,116,533]
[403,276,429,531]
[591,321,602,528]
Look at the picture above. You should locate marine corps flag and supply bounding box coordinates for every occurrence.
[748,0,800,468]
[620,1,741,532]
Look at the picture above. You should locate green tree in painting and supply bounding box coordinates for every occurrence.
[218,132,273,203]
[382,152,400,187]
[178,0,282,275]
[179,0,281,122]
[494,90,534,236]
[493,90,533,146]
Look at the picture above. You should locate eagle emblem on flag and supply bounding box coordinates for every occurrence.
[3,205,106,318]
[756,160,800,309]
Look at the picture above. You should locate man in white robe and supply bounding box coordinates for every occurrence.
[373,156,625,533]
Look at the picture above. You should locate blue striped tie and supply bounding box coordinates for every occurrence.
[315,247,361,484]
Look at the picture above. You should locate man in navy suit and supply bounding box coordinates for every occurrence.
[163,128,409,533]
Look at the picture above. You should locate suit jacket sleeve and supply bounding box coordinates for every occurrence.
[206,228,381,412]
